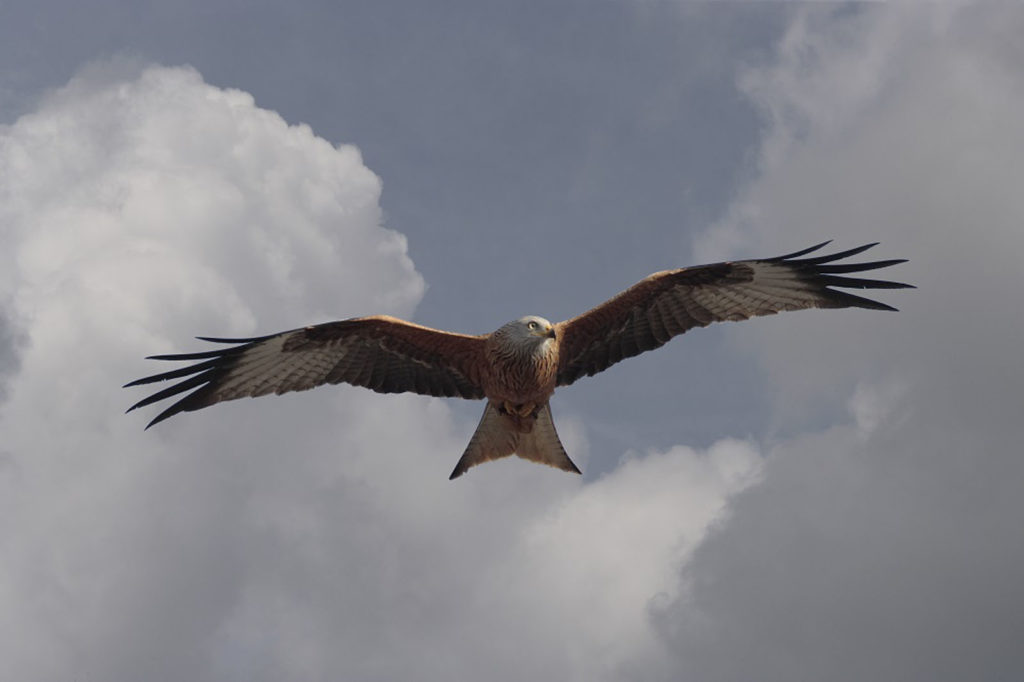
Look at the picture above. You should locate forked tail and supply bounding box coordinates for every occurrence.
[449,402,581,479]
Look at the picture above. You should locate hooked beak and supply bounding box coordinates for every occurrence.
[546,326,556,339]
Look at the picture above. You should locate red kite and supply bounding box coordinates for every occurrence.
[127,242,911,478]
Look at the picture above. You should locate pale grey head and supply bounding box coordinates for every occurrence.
[493,315,557,353]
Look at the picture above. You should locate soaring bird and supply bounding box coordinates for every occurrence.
[126,241,911,479]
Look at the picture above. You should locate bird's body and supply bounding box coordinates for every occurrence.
[127,242,912,478]
[459,316,571,478]
[484,316,559,409]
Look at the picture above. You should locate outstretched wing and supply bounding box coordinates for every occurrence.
[126,315,487,428]
[555,242,912,387]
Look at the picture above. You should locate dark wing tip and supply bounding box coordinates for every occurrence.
[779,241,879,265]
[143,404,182,429]
[196,334,274,343]
[125,337,260,427]
[772,242,912,311]
[765,240,833,262]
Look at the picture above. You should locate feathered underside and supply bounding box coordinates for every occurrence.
[553,241,913,386]
[125,316,487,428]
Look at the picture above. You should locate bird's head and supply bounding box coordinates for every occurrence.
[497,316,557,346]
[520,315,557,339]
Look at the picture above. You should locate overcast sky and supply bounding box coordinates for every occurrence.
[2,2,1022,680]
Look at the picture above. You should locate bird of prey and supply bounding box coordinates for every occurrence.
[126,241,911,479]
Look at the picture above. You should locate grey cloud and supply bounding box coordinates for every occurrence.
[656,4,1024,680]
[0,313,22,401]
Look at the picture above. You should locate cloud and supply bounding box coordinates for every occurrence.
[656,4,1024,680]
[0,60,421,680]
[0,63,761,681]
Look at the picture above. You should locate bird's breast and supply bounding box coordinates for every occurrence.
[483,341,559,404]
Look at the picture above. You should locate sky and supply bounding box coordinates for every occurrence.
[1,2,1022,681]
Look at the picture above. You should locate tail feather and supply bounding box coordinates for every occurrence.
[449,402,517,479]
[514,404,581,474]
[449,403,580,479]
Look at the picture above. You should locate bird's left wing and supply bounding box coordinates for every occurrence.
[554,242,912,387]
[126,315,487,428]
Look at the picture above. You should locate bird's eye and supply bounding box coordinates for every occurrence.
[528,321,538,329]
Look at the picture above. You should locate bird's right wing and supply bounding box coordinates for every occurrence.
[554,242,912,387]
[126,315,487,428]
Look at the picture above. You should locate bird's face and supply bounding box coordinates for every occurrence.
[518,315,556,341]
[492,317,557,358]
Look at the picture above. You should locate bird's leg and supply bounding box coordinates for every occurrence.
[516,401,536,418]
[501,400,538,418]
